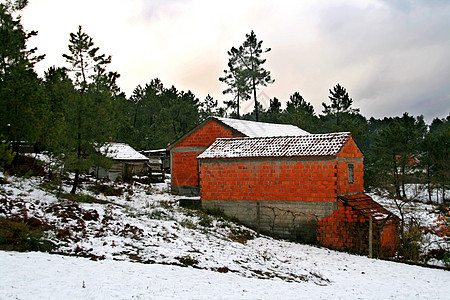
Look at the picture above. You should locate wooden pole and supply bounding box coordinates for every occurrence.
[256,202,261,237]
[369,216,373,258]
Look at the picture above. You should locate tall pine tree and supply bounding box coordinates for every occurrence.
[219,49,250,118]
[0,1,46,155]
[62,26,120,194]
[220,31,273,121]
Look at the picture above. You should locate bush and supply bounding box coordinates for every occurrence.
[7,155,45,177]
[176,255,199,266]
[228,227,255,244]
[198,212,212,227]
[398,223,423,262]
[0,139,15,171]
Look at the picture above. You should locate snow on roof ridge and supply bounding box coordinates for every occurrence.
[215,117,310,137]
[198,132,351,159]
[214,131,350,141]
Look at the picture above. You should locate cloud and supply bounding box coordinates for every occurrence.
[19,0,450,122]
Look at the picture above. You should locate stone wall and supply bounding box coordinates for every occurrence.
[202,199,337,243]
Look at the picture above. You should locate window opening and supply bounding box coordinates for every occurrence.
[348,164,354,184]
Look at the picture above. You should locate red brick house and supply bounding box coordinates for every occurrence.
[198,132,399,257]
[167,117,309,196]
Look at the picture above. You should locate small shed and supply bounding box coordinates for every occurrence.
[141,149,170,173]
[91,143,150,181]
[318,194,399,257]
[198,133,399,256]
[167,117,309,196]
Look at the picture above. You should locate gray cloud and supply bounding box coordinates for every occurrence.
[19,0,450,123]
[311,1,450,121]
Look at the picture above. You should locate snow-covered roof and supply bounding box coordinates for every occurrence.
[167,117,310,150]
[198,132,351,159]
[216,117,310,137]
[101,143,149,161]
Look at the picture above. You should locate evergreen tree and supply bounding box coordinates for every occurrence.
[125,79,200,150]
[219,49,250,118]
[220,31,274,121]
[199,94,218,121]
[367,113,426,199]
[262,97,282,123]
[422,115,449,202]
[62,26,120,194]
[0,1,46,155]
[281,92,318,133]
[320,84,367,145]
[322,83,359,126]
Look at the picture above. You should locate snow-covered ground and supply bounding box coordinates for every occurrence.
[1,168,449,299]
[1,250,449,299]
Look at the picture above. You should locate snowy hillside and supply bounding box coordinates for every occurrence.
[1,168,449,299]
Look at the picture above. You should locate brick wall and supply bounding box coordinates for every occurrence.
[172,151,202,186]
[337,138,364,195]
[176,120,241,148]
[199,158,339,203]
[171,120,244,195]
[199,157,340,243]
[317,201,399,257]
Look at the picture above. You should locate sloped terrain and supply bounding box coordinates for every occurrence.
[1,166,449,299]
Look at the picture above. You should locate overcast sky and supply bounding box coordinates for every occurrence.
[18,0,450,123]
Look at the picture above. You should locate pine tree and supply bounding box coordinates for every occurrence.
[219,49,250,118]
[322,84,359,126]
[263,97,282,123]
[126,79,200,150]
[422,115,449,202]
[62,26,120,194]
[220,31,274,121]
[0,1,46,155]
[368,113,426,199]
[282,92,318,133]
[199,94,218,121]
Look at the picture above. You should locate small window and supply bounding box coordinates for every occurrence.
[348,164,354,184]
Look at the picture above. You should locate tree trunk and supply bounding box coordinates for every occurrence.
[70,169,79,194]
[253,77,258,122]
[237,94,240,119]
[393,153,401,198]
[426,164,432,203]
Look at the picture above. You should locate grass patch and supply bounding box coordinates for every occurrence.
[60,192,109,205]
[0,217,54,252]
[88,183,124,196]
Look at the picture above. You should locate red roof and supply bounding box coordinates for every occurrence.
[339,194,399,223]
[198,132,351,159]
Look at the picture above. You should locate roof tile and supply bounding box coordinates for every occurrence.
[198,132,351,159]
[339,194,399,223]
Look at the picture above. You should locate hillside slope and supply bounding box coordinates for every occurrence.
[1,170,449,298]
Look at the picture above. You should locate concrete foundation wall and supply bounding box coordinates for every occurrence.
[171,185,200,197]
[202,199,338,243]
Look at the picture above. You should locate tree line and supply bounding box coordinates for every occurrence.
[0,1,448,200]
